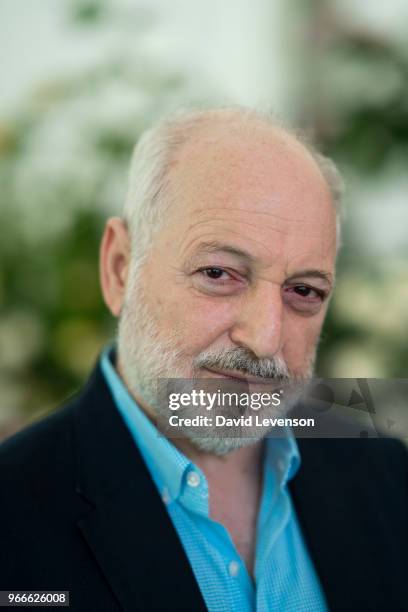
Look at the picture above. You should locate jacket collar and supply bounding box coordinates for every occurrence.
[73,360,207,612]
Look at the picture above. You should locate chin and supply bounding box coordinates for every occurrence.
[189,434,262,456]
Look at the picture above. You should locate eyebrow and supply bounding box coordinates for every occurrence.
[190,241,333,285]
[189,241,256,263]
[286,269,333,286]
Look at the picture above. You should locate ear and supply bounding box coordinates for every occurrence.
[99,217,131,317]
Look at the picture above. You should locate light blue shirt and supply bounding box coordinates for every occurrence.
[101,348,328,612]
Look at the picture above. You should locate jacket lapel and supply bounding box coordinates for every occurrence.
[73,364,207,612]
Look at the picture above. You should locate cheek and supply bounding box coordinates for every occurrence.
[149,282,235,356]
[282,312,325,369]
[177,297,235,355]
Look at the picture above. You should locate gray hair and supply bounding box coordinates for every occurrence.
[123,107,344,266]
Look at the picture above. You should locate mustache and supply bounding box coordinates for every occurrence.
[193,347,291,381]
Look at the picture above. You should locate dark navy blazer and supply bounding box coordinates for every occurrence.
[0,361,407,611]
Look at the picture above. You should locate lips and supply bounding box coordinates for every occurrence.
[203,367,271,385]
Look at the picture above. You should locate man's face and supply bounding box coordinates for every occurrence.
[117,124,337,451]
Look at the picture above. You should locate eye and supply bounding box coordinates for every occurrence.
[285,284,326,300]
[292,285,321,298]
[283,284,327,314]
[201,267,230,280]
[193,266,245,295]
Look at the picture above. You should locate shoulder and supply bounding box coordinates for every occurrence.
[299,435,408,472]
[0,394,79,475]
[0,385,93,519]
[325,436,408,473]
[296,436,408,512]
[0,359,106,475]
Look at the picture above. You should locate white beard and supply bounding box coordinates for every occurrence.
[117,269,186,410]
[117,266,316,455]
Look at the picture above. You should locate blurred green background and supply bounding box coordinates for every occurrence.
[1,0,407,438]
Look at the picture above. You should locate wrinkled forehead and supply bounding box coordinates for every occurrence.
[163,123,337,251]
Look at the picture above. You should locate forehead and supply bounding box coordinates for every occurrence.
[161,122,337,269]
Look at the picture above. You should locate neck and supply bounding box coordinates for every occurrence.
[174,434,264,480]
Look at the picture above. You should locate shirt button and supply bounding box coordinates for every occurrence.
[277,458,286,472]
[161,487,171,505]
[228,561,240,577]
[186,471,200,488]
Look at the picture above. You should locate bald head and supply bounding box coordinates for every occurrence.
[123,107,343,266]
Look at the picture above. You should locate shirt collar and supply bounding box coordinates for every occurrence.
[264,430,301,489]
[100,345,301,508]
[100,346,192,504]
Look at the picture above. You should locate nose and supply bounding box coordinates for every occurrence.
[229,281,284,360]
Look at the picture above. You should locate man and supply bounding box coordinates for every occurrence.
[0,108,407,611]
